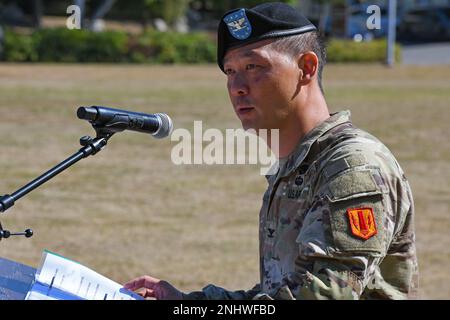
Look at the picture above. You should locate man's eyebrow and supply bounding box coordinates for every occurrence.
[223,51,261,66]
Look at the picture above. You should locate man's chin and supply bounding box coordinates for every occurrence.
[240,120,254,131]
[240,121,261,135]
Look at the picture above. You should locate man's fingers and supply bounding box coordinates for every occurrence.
[123,277,143,290]
[143,288,155,298]
[123,276,147,290]
[124,275,160,291]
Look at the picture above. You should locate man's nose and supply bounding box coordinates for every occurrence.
[228,74,249,96]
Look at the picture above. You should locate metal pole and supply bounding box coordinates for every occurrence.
[387,0,397,67]
[0,137,108,213]
[74,0,86,28]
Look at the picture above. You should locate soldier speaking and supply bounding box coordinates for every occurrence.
[124,2,419,300]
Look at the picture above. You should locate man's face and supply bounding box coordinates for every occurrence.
[223,40,300,131]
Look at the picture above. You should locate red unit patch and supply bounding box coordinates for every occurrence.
[347,207,377,240]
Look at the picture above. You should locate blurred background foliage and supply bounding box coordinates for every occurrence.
[1,26,399,64]
[3,0,444,63]
[0,0,298,29]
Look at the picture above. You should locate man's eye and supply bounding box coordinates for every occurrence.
[246,64,258,70]
[224,68,234,75]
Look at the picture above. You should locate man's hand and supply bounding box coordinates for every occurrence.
[124,275,184,300]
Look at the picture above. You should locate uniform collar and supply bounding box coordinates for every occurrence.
[266,110,352,180]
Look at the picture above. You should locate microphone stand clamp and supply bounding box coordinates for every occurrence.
[0,221,33,241]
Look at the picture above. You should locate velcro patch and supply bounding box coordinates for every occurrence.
[325,170,386,255]
[347,207,377,240]
[328,170,379,201]
[323,154,367,180]
[328,195,385,256]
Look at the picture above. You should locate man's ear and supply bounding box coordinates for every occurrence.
[297,52,318,85]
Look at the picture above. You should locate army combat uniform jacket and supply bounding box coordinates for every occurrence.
[184,111,419,300]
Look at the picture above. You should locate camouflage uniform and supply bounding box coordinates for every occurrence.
[184,111,419,300]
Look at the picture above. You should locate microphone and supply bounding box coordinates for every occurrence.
[77,106,173,139]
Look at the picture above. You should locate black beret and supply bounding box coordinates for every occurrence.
[217,2,317,72]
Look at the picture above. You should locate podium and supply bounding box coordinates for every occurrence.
[0,257,36,300]
[1,251,143,300]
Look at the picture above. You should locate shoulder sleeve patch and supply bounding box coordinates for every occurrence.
[328,197,385,256]
[347,207,377,240]
[323,170,386,256]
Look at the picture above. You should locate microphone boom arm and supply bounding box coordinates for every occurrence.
[0,105,172,241]
[0,133,112,214]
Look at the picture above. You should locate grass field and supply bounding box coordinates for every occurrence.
[0,63,449,299]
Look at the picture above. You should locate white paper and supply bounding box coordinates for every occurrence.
[26,250,143,300]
